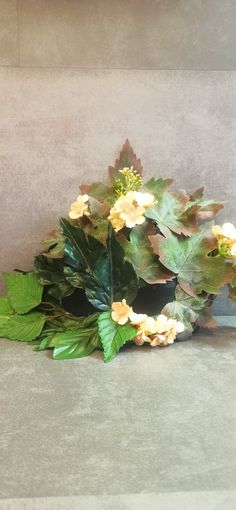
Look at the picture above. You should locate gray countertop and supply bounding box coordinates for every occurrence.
[0,320,236,509]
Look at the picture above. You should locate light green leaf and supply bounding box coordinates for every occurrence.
[3,272,43,314]
[162,285,208,337]
[145,191,199,236]
[53,330,101,360]
[98,311,136,362]
[0,312,46,342]
[144,177,173,197]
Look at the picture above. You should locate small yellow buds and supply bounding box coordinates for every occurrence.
[108,190,155,232]
[114,166,142,196]
[69,194,90,220]
[212,222,236,259]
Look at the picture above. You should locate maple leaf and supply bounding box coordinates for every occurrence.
[149,225,233,295]
[189,187,224,221]
[145,190,199,236]
[119,223,175,284]
[108,139,143,181]
[144,177,173,198]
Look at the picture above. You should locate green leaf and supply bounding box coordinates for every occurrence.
[98,311,136,362]
[108,139,143,182]
[150,226,233,295]
[0,312,46,342]
[84,229,138,310]
[60,218,105,272]
[145,191,199,236]
[53,330,101,360]
[162,285,208,337]
[80,182,116,205]
[34,255,74,302]
[120,224,175,284]
[63,267,84,288]
[3,272,43,314]
[0,296,13,315]
[0,297,14,327]
[144,177,173,197]
[189,187,223,220]
[42,231,65,259]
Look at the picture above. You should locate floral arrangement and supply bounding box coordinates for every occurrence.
[1,140,236,362]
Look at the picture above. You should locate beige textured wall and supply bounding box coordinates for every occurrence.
[1,1,236,290]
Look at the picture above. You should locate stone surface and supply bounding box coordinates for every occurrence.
[0,0,18,66]
[1,68,236,292]
[1,492,236,510]
[0,325,236,502]
[18,0,236,69]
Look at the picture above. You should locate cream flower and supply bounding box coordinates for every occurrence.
[108,209,125,232]
[212,222,236,241]
[134,192,155,208]
[69,194,90,219]
[129,311,148,325]
[212,222,236,258]
[108,190,155,232]
[134,314,184,347]
[111,299,132,325]
[120,204,146,228]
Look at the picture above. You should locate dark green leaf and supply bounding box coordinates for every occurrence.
[98,311,136,362]
[3,272,43,314]
[34,255,74,302]
[84,229,138,310]
[60,218,105,272]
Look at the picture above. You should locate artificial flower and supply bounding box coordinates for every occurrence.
[212,222,236,241]
[134,314,184,347]
[134,191,155,208]
[69,194,90,219]
[108,190,155,232]
[111,299,132,325]
[212,222,236,258]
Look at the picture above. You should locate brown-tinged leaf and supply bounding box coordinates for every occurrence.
[145,190,200,237]
[119,223,175,284]
[149,225,234,295]
[109,139,143,181]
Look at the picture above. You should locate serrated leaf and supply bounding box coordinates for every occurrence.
[3,272,43,314]
[0,312,46,342]
[145,191,199,236]
[109,139,143,181]
[162,285,208,337]
[150,226,233,295]
[120,224,175,284]
[190,187,223,220]
[80,182,116,206]
[98,311,136,362]
[0,297,13,315]
[144,177,173,197]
